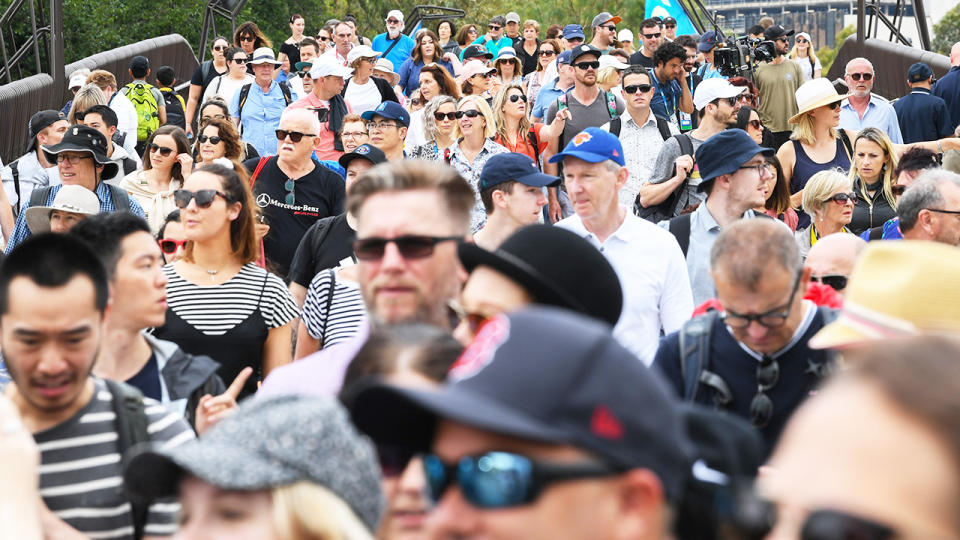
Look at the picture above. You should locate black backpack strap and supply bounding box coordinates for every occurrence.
[108,184,131,211]
[526,128,541,168]
[838,129,853,160]
[608,117,622,138]
[320,268,336,344]
[655,115,672,141]
[29,185,54,209]
[104,379,150,540]
[10,161,21,214]
[675,132,694,157]
[868,225,883,241]
[200,59,212,84]
[279,82,293,105]
[237,83,252,124]
[668,213,692,257]
[122,158,137,175]
[678,312,733,407]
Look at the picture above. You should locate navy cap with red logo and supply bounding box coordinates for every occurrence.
[346,306,695,501]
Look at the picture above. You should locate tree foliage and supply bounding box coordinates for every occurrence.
[933,3,960,56]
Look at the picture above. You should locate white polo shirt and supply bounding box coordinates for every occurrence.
[558,211,693,365]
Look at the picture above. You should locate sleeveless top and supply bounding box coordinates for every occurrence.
[790,138,852,194]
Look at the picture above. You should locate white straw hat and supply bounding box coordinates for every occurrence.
[789,78,849,124]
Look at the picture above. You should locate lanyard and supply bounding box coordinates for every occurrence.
[652,71,677,116]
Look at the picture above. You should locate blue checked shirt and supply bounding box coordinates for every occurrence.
[5,182,145,253]
[230,80,298,157]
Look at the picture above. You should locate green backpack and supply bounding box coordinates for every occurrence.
[122,82,160,142]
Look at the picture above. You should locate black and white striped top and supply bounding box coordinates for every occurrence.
[163,263,299,335]
[302,269,367,347]
[36,377,194,539]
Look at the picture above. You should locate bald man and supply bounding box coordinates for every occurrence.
[804,233,866,297]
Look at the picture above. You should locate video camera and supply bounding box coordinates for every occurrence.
[713,34,777,78]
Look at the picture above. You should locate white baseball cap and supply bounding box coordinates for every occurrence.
[347,45,381,65]
[310,57,354,79]
[599,55,629,70]
[693,78,747,111]
[386,10,404,22]
[617,29,634,43]
[69,73,88,90]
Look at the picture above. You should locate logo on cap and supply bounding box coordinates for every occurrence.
[356,146,370,154]
[376,103,386,111]
[572,132,592,146]
[448,316,510,381]
[591,405,624,440]
[73,127,79,135]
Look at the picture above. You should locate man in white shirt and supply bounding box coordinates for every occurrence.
[552,127,693,365]
[324,21,355,67]
[86,70,140,155]
[1,110,68,215]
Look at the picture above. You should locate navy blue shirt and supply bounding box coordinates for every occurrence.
[125,353,162,401]
[649,70,682,124]
[893,88,952,143]
[933,66,960,133]
[652,306,835,455]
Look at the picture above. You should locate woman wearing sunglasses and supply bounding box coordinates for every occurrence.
[201,47,254,108]
[185,36,230,139]
[735,105,776,149]
[119,125,191,233]
[491,83,561,164]
[194,117,248,172]
[490,47,522,96]
[455,24,479,48]
[794,169,856,260]
[157,209,187,263]
[153,164,298,401]
[459,60,496,103]
[787,32,822,82]
[523,38,561,115]
[405,63,460,148]
[409,96,458,161]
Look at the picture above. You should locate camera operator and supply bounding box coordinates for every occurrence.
[754,25,804,149]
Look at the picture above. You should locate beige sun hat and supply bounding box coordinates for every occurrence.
[24,184,100,234]
[372,57,400,85]
[809,241,960,350]
[788,78,849,124]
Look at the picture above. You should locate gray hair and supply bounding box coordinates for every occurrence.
[845,57,874,75]
[421,95,457,142]
[898,170,960,232]
[710,219,801,290]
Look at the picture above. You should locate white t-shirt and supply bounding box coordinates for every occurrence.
[406,109,426,148]
[793,55,822,82]
[344,77,382,115]
[202,74,255,108]
[109,92,139,139]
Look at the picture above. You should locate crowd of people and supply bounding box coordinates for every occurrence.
[2,8,960,540]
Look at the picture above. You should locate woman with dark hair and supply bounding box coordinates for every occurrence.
[545,24,562,40]
[437,19,460,56]
[185,36,230,138]
[735,105,775,149]
[455,24,479,47]
[119,125,192,233]
[397,30,456,96]
[406,64,460,147]
[201,47,253,106]
[194,117,248,173]
[278,14,306,68]
[153,164,298,400]
[758,155,799,231]
[157,209,187,263]
[523,38,560,114]
[197,99,260,160]
[234,21,271,55]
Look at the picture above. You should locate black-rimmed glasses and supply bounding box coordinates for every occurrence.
[722,272,802,329]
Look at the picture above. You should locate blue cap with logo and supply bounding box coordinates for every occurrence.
[479,152,560,191]
[907,62,933,83]
[694,129,774,192]
[557,50,573,65]
[361,101,410,127]
[339,143,388,169]
[699,30,722,52]
[562,24,586,41]
[548,127,625,167]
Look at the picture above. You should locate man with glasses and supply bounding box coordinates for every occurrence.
[230,47,297,157]
[663,16,678,41]
[891,171,960,246]
[348,306,694,540]
[287,56,354,161]
[589,12,621,53]
[654,218,837,453]
[839,57,903,143]
[628,18,663,68]
[372,10,415,71]
[471,15,513,57]
[362,101,409,161]
[754,25,804,149]
[244,108,345,278]
[561,24,586,50]
[259,160,475,396]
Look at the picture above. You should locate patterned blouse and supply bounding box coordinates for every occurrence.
[444,137,509,231]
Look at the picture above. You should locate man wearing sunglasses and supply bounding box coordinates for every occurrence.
[654,219,836,454]
[348,306,694,540]
[803,232,865,298]
[839,57,903,143]
[471,15,513,58]
[372,10,415,72]
[589,12,621,53]
[627,18,663,68]
[287,56,354,161]
[754,25,805,150]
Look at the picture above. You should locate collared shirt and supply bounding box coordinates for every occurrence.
[892,88,953,143]
[320,46,351,67]
[602,111,678,208]
[230,79,299,157]
[6,181,146,253]
[559,212,693,365]
[658,203,764,305]
[839,96,903,143]
[445,138,509,231]
[932,66,960,130]
[531,77,571,120]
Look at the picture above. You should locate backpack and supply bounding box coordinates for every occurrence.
[236,82,293,125]
[159,87,186,129]
[667,211,773,258]
[636,133,694,223]
[608,114,672,139]
[30,184,130,214]
[121,82,161,142]
[9,160,22,215]
[557,90,619,150]
[103,379,150,540]
[676,308,839,407]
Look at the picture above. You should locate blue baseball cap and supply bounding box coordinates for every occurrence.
[694,129,774,192]
[562,24,585,41]
[548,127,625,166]
[557,50,573,65]
[907,62,933,83]
[699,30,722,52]
[361,101,410,128]
[479,152,560,191]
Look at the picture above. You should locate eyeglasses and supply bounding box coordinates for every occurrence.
[197,135,222,144]
[925,207,960,216]
[665,24,677,29]
[749,354,780,427]
[468,28,479,34]
[213,45,226,51]
[422,451,617,509]
[149,143,175,157]
[230,58,247,65]
[738,162,773,176]
[386,18,401,24]
[353,235,461,261]
[539,50,556,57]
[747,119,762,129]
[567,37,584,43]
[508,94,527,103]
[365,121,400,130]
[797,509,895,540]
[829,192,857,205]
[489,25,502,30]
[455,109,482,119]
[275,129,313,142]
[284,178,296,205]
[723,272,802,330]
[341,131,368,139]
[239,35,255,42]
[173,189,227,209]
[891,184,906,196]
[776,37,789,43]
[810,274,848,292]
[643,32,661,39]
[158,238,188,254]
[847,72,873,81]
[434,111,458,121]
[56,154,91,164]
[623,84,653,94]
[410,98,422,106]
[796,38,809,43]
[573,61,600,70]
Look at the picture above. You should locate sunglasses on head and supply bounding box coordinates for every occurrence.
[173,189,227,209]
[574,60,600,70]
[848,72,873,81]
[276,129,312,143]
[422,451,618,509]
[508,94,527,103]
[230,58,246,64]
[539,50,556,57]
[197,134,222,144]
[623,84,653,94]
[353,235,461,261]
[829,192,857,204]
[149,143,174,157]
[810,274,848,292]
[434,111,457,121]
[456,109,482,119]
[158,238,187,254]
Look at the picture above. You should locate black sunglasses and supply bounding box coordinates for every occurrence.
[573,61,600,70]
[353,235,461,261]
[891,184,906,196]
[275,129,313,143]
[799,509,894,540]
[317,36,330,41]
[508,94,527,103]
[539,50,556,57]
[747,119,762,129]
[149,143,174,157]
[239,35,255,42]
[173,189,227,209]
[623,84,653,94]
[158,238,187,254]
[848,72,873,81]
[455,109,482,119]
[434,111,457,121]
[197,135,222,144]
[810,274,848,292]
[643,32,661,39]
[489,24,502,30]
[213,45,226,51]
[712,96,739,107]
[230,58,247,65]
[750,354,780,428]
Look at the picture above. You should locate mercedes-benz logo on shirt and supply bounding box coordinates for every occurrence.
[256,193,271,208]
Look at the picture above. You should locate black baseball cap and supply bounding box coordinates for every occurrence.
[458,224,623,326]
[339,143,387,169]
[462,44,494,61]
[763,25,794,41]
[26,110,66,153]
[569,44,602,64]
[346,306,695,501]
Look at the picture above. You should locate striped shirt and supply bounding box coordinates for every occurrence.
[36,377,194,539]
[302,269,367,347]
[163,263,299,335]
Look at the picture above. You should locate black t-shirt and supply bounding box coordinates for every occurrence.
[190,61,228,102]
[288,213,357,287]
[629,50,655,68]
[279,42,301,68]
[244,157,345,278]
[125,352,162,401]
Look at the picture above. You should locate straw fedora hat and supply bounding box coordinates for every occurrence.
[809,241,960,350]
[788,78,849,124]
